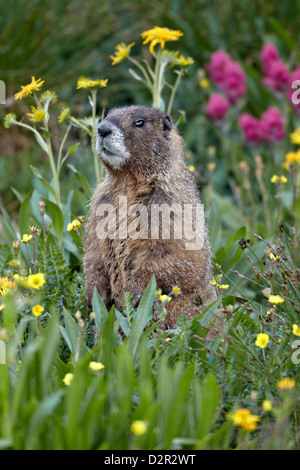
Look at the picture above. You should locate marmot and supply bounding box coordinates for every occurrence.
[84,105,217,328]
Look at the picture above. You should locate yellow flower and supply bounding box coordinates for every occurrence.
[231,408,260,431]
[293,324,300,337]
[0,304,5,312]
[40,90,58,104]
[14,76,44,100]
[268,294,284,305]
[141,26,184,54]
[266,307,274,316]
[189,165,196,172]
[159,294,172,303]
[277,377,296,390]
[3,113,17,129]
[172,285,181,296]
[89,361,105,371]
[130,420,148,436]
[262,400,272,412]
[199,79,210,88]
[219,284,229,290]
[67,219,81,232]
[269,253,279,261]
[175,53,194,67]
[110,42,135,65]
[58,107,70,123]
[12,241,21,251]
[290,128,300,145]
[27,273,46,290]
[154,289,162,298]
[0,278,16,296]
[255,333,269,349]
[32,304,44,317]
[270,175,287,184]
[13,274,31,289]
[27,106,46,123]
[76,77,108,89]
[283,150,300,170]
[63,373,74,386]
[21,234,33,244]
[9,260,20,267]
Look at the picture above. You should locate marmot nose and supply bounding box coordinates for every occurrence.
[98,125,112,139]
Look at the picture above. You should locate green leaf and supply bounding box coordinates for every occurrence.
[58,143,80,172]
[30,165,57,199]
[45,199,64,244]
[207,197,221,253]
[67,164,92,197]
[127,275,156,358]
[92,288,108,333]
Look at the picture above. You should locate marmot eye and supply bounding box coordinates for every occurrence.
[135,119,145,127]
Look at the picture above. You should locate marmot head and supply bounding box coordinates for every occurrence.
[96,105,184,178]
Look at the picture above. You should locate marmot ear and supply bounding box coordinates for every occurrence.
[162,113,172,132]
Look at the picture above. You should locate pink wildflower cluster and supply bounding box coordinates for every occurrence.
[261,43,290,92]
[204,50,246,120]
[239,107,285,145]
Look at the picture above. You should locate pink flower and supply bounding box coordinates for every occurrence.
[205,93,229,120]
[261,43,279,73]
[260,107,285,142]
[221,61,247,104]
[239,113,264,145]
[287,66,300,109]
[205,50,246,104]
[205,50,232,84]
[262,59,290,92]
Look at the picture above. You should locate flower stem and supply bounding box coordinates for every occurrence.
[91,90,101,183]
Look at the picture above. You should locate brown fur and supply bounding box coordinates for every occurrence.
[83,105,217,328]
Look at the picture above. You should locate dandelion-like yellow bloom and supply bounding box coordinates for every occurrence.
[172,285,181,296]
[27,106,46,123]
[130,420,148,436]
[293,324,300,337]
[14,76,44,100]
[268,294,284,305]
[210,280,217,286]
[230,408,260,431]
[76,77,108,90]
[270,175,287,184]
[277,377,295,390]
[0,277,16,296]
[21,234,33,244]
[262,400,272,412]
[58,107,70,123]
[189,165,196,172]
[67,219,81,232]
[3,113,17,129]
[27,273,46,290]
[269,253,279,261]
[89,361,105,371]
[110,42,135,65]
[255,333,269,349]
[32,304,44,317]
[141,26,184,54]
[290,128,300,145]
[63,373,74,386]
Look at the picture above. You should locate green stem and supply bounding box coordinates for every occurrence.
[91,90,101,183]
[153,47,163,108]
[167,68,184,115]
[57,124,71,174]
[128,56,153,91]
